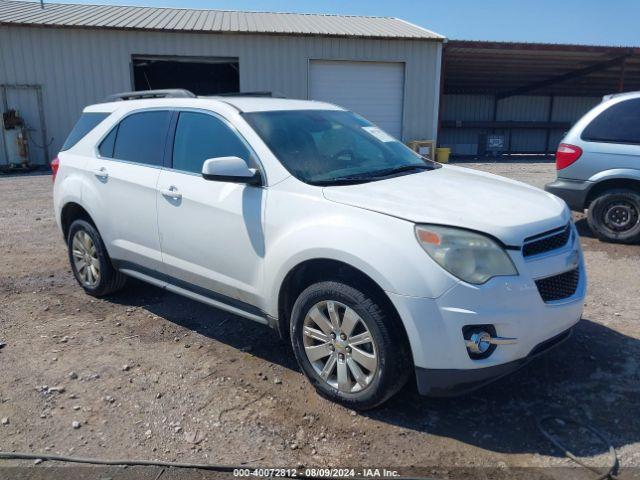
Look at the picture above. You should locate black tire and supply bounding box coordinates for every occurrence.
[290,281,411,410]
[587,189,640,244]
[67,219,126,297]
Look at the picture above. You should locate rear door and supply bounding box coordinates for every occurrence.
[87,109,172,273]
[156,110,266,308]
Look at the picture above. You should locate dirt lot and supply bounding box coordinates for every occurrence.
[1,161,639,479]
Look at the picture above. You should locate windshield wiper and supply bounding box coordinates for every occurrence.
[368,164,433,179]
[309,176,376,186]
[311,163,437,186]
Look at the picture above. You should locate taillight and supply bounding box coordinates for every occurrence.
[555,143,582,170]
[51,157,60,182]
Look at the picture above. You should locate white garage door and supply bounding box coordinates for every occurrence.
[309,60,405,139]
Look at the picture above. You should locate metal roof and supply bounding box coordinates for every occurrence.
[444,40,640,97]
[0,0,444,40]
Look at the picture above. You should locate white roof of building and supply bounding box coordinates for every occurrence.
[0,1,444,40]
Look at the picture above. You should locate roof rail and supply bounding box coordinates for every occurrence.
[214,91,286,98]
[105,89,196,102]
[602,91,640,102]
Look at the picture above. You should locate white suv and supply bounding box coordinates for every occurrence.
[53,90,586,409]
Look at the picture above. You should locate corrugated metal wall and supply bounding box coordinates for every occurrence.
[0,25,442,165]
[440,94,600,156]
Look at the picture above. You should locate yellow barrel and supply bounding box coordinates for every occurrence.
[436,147,451,163]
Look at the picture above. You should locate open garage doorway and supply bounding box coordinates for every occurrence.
[132,55,239,95]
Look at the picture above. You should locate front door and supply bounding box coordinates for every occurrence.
[156,110,266,308]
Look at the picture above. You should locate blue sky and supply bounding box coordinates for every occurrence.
[46,0,639,46]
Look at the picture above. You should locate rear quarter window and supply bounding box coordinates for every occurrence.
[581,98,640,145]
[61,112,110,151]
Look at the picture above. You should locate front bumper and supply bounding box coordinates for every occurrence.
[386,224,586,396]
[545,178,593,211]
[415,327,573,396]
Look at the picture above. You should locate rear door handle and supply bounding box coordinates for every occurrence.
[160,186,182,200]
[93,167,108,179]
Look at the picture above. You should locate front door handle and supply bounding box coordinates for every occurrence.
[93,167,108,179]
[160,186,182,200]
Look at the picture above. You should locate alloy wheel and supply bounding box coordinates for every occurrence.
[71,230,101,287]
[302,300,378,393]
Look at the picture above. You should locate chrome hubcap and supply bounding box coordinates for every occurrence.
[604,201,638,231]
[302,300,378,393]
[72,230,100,287]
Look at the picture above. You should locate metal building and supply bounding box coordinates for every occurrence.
[0,0,444,168]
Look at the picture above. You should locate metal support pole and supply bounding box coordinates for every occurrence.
[35,86,50,165]
[1,85,9,166]
[545,95,555,155]
[436,45,447,147]
[619,58,626,92]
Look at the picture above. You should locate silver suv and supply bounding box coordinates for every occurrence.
[546,91,640,244]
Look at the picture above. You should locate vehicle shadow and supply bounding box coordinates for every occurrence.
[370,317,640,458]
[109,280,639,458]
[109,278,299,371]
[574,215,596,239]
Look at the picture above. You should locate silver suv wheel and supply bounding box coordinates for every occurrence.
[603,200,638,232]
[587,189,640,244]
[302,300,378,393]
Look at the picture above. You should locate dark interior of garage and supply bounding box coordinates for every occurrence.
[132,56,239,96]
[440,41,640,158]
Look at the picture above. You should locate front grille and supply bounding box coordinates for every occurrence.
[523,224,571,257]
[535,267,580,302]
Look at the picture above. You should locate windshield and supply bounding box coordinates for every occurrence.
[243,110,436,185]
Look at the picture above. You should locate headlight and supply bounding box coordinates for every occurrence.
[415,225,517,284]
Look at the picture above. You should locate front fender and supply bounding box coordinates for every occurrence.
[262,205,457,317]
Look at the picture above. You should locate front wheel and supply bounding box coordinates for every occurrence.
[587,189,640,244]
[290,281,410,410]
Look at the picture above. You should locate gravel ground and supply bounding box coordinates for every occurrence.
[0,162,639,479]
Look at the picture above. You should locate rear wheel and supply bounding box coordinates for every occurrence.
[290,281,410,410]
[587,189,640,244]
[67,219,126,297]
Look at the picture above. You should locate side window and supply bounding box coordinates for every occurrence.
[172,111,252,174]
[582,98,640,144]
[61,112,109,151]
[100,111,171,166]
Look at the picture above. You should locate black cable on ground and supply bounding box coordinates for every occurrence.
[0,415,621,480]
[1,451,433,480]
[0,451,240,472]
[536,415,619,480]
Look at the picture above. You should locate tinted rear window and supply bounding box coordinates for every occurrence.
[61,112,109,151]
[104,111,171,166]
[582,98,640,144]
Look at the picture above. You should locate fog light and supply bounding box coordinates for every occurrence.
[467,331,492,355]
[463,325,517,359]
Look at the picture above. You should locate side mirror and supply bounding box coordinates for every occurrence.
[201,156,262,186]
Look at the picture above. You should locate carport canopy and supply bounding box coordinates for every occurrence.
[444,40,640,98]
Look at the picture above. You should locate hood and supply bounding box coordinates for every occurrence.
[322,165,570,246]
